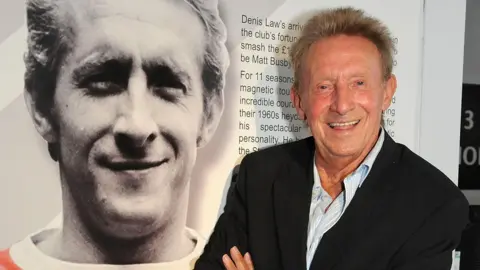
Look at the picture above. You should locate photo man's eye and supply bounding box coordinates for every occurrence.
[72,58,132,97]
[85,80,123,97]
[151,86,184,102]
[144,63,188,103]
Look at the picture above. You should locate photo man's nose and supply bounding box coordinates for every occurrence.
[113,112,158,156]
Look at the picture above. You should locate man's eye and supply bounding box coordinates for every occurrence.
[356,81,365,86]
[86,81,122,96]
[151,86,182,102]
[318,84,331,90]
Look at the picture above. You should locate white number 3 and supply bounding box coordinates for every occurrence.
[464,110,474,130]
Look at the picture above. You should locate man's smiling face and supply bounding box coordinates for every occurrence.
[42,0,210,238]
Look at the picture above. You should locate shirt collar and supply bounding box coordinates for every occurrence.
[357,127,385,187]
[10,227,205,270]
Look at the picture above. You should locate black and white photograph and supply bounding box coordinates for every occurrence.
[0,0,230,268]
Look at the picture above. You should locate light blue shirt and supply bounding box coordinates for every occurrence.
[306,129,385,270]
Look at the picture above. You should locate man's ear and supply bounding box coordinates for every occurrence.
[197,92,224,148]
[290,86,306,120]
[382,74,397,111]
[24,90,57,143]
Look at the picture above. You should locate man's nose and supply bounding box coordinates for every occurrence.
[330,84,355,115]
[113,112,158,151]
[113,75,158,156]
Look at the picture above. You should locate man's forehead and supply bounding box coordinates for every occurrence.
[89,0,184,17]
[63,0,199,27]
[59,0,206,60]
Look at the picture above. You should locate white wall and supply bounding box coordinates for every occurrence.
[419,0,466,185]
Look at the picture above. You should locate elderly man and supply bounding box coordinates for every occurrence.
[0,0,228,269]
[195,6,469,270]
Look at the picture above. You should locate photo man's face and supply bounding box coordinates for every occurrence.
[31,0,219,238]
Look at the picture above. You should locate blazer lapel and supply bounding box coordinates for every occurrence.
[273,137,315,270]
[309,134,400,270]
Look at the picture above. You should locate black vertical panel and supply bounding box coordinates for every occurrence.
[459,83,480,189]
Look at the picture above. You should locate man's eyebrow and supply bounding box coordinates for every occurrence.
[142,60,192,93]
[71,53,133,87]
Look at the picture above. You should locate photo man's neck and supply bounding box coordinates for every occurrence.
[37,191,195,264]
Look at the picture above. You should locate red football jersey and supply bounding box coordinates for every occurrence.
[0,249,21,270]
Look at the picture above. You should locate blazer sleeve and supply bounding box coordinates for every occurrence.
[193,157,251,270]
[388,195,469,270]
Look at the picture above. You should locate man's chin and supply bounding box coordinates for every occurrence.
[323,143,364,158]
[89,199,168,239]
[96,169,168,194]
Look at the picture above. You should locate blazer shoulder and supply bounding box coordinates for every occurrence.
[242,136,314,165]
[394,142,467,203]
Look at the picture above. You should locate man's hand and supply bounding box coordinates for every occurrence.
[222,246,254,270]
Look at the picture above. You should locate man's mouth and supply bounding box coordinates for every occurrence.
[328,120,360,129]
[99,158,168,171]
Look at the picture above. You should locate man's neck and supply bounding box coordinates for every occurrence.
[37,192,195,264]
[315,130,380,198]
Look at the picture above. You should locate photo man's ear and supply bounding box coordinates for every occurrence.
[197,92,224,148]
[24,90,57,144]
